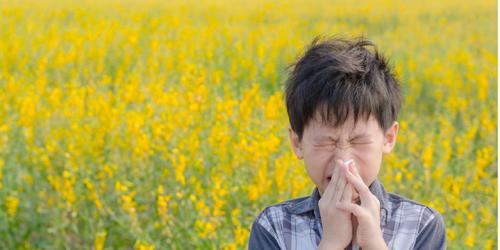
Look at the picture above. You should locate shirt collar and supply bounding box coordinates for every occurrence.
[289,178,391,226]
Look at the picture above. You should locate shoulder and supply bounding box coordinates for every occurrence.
[253,195,310,231]
[248,196,310,250]
[386,191,444,227]
[385,192,446,249]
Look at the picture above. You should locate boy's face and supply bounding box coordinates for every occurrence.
[288,110,399,201]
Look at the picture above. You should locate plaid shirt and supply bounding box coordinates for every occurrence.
[248,179,446,250]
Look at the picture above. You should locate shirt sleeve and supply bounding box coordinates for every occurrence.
[413,210,446,250]
[248,219,281,250]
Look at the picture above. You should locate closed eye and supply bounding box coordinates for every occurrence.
[350,139,373,144]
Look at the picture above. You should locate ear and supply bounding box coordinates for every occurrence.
[288,126,304,160]
[382,121,399,154]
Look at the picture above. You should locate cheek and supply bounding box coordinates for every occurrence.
[352,146,383,184]
[358,162,380,184]
[303,149,330,180]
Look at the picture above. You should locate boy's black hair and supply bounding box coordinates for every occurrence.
[285,35,402,141]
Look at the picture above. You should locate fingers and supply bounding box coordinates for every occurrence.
[335,201,365,218]
[349,162,362,179]
[341,181,353,203]
[345,162,371,205]
[331,159,347,203]
[320,161,339,201]
[339,160,352,204]
[346,163,364,205]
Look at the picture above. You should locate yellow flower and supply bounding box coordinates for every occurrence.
[422,145,433,168]
[134,240,154,250]
[447,228,456,240]
[5,195,19,217]
[194,219,216,239]
[95,231,107,250]
[484,239,494,250]
[464,234,475,247]
[0,158,3,189]
[234,226,250,246]
[395,172,402,183]
[157,193,171,218]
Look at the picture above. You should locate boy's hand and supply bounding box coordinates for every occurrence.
[317,160,353,250]
[335,161,388,250]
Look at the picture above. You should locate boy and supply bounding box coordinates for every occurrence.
[248,36,446,250]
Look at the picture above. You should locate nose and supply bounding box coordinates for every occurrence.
[332,158,351,171]
[331,146,352,166]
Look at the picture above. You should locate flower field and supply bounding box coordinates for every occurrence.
[0,0,497,249]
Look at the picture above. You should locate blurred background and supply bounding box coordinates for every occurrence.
[0,0,496,249]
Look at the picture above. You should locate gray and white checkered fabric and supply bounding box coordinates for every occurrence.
[249,179,446,250]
